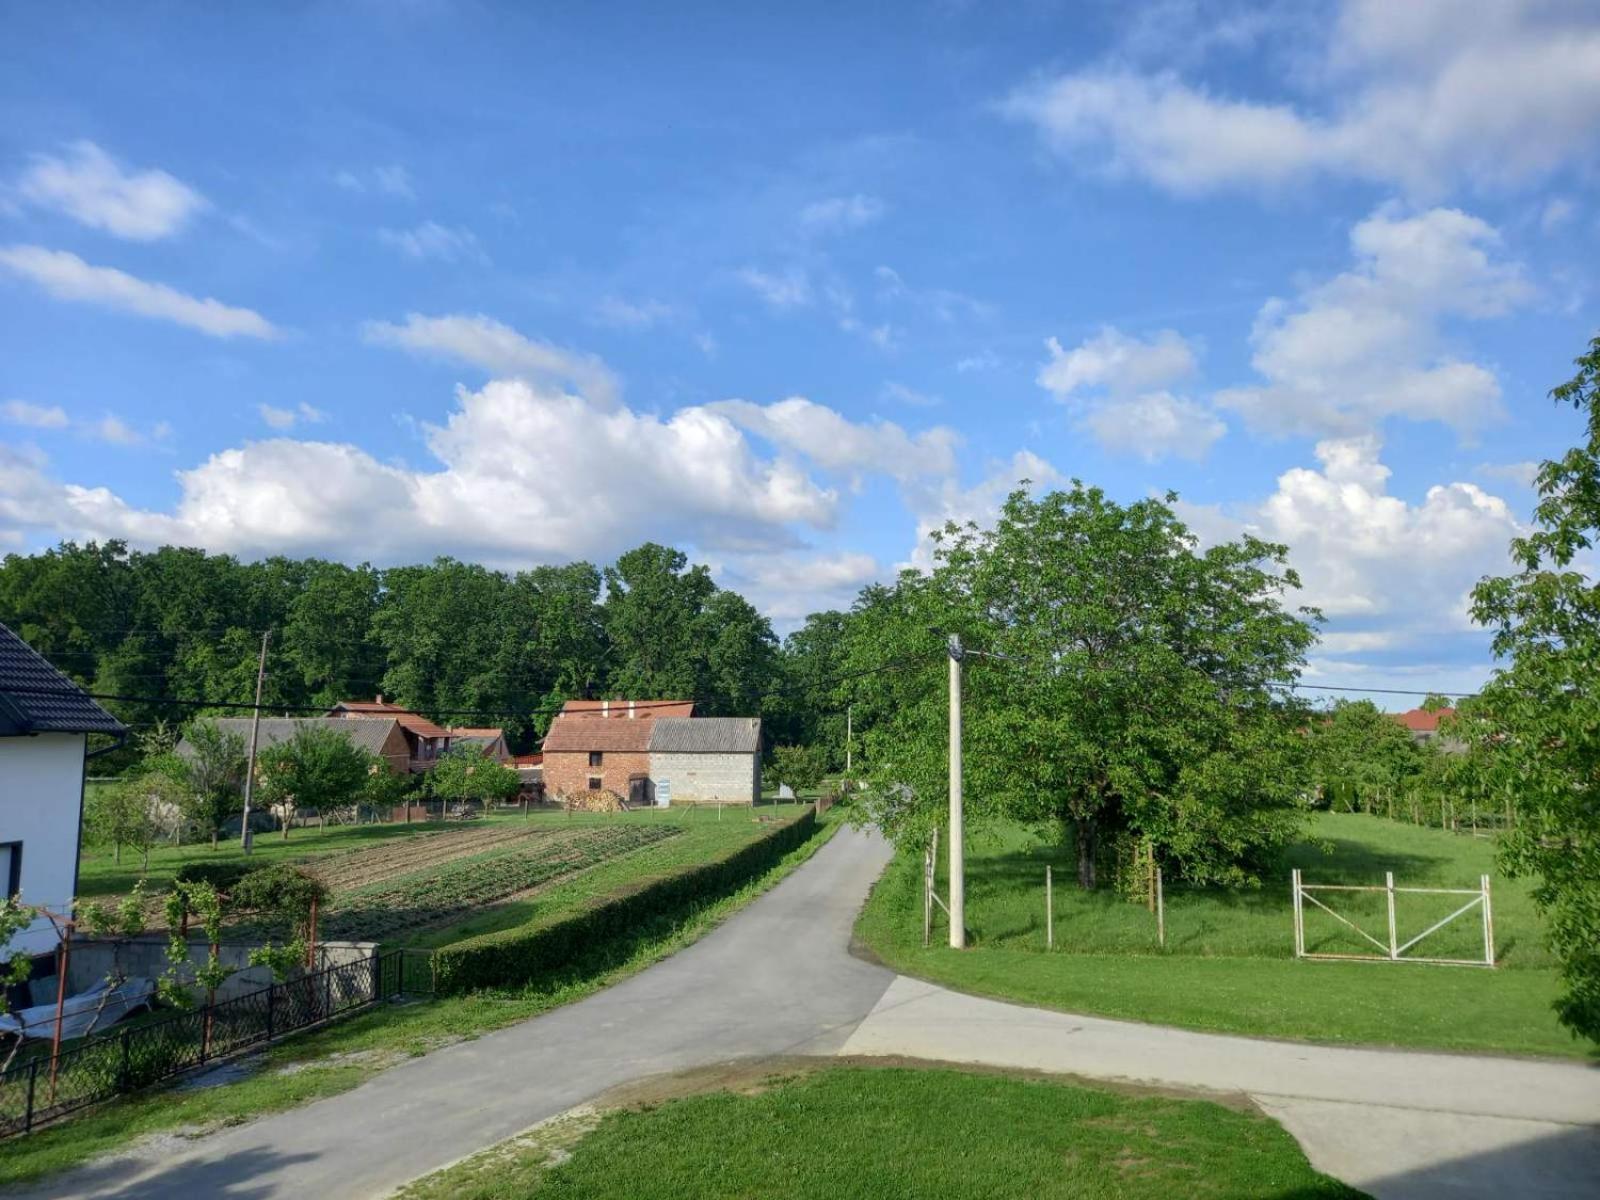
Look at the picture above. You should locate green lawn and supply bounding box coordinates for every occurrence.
[397,1065,1363,1200]
[1,810,841,1189]
[859,812,1591,1059]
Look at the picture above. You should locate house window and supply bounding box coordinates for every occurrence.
[589,751,603,768]
[0,842,20,901]
[587,776,603,791]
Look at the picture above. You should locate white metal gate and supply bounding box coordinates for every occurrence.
[1292,869,1495,967]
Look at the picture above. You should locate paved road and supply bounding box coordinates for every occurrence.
[19,828,1600,1199]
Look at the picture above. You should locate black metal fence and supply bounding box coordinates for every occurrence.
[0,948,432,1137]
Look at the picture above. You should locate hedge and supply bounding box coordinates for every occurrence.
[432,808,819,994]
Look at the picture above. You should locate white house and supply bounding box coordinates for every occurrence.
[1,622,125,961]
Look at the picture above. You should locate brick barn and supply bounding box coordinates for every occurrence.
[540,700,761,806]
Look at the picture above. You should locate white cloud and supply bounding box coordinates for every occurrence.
[902,450,1065,571]
[1038,326,1222,460]
[736,266,811,309]
[378,221,486,263]
[709,396,960,483]
[717,550,883,627]
[1,400,69,429]
[955,350,1001,373]
[259,402,328,431]
[874,266,990,323]
[1215,206,1532,439]
[1002,1,1600,195]
[0,380,843,565]
[0,245,279,339]
[1477,460,1541,488]
[362,313,621,409]
[1178,436,1521,635]
[799,194,886,234]
[87,414,164,447]
[881,381,941,408]
[337,165,414,199]
[1540,196,1576,233]
[591,296,676,329]
[16,141,206,240]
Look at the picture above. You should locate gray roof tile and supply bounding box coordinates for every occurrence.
[648,717,761,755]
[0,622,126,736]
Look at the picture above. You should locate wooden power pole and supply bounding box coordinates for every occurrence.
[240,629,270,852]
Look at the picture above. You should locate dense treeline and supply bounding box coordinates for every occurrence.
[0,540,809,756]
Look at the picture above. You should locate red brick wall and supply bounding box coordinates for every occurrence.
[542,750,651,799]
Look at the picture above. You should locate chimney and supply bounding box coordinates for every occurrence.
[628,700,636,719]
[376,694,384,705]
[602,699,610,718]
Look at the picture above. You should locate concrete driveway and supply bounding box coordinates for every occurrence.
[15,828,1599,1199]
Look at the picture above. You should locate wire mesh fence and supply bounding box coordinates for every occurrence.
[0,948,430,1137]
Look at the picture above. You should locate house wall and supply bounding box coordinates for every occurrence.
[0,732,87,958]
[649,751,759,805]
[376,725,411,774]
[543,750,651,798]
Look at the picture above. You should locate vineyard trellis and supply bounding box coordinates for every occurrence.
[1292,869,1495,967]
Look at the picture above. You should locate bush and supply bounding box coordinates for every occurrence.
[172,861,254,891]
[432,808,818,993]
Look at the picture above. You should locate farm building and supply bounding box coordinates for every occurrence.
[178,716,413,775]
[449,726,511,762]
[540,700,761,806]
[328,697,453,770]
[0,622,125,958]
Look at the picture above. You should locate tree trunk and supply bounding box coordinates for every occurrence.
[114,841,122,866]
[211,829,218,850]
[1075,818,1098,890]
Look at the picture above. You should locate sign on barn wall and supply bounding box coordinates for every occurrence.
[655,778,672,807]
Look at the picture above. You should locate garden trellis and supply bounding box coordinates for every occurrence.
[1292,869,1495,967]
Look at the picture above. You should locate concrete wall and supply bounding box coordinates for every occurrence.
[543,750,650,799]
[61,936,379,1004]
[650,751,759,805]
[0,732,86,958]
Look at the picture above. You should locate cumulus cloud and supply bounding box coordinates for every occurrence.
[1038,326,1223,461]
[1,400,69,429]
[0,245,279,339]
[378,221,486,263]
[902,450,1065,571]
[363,313,621,409]
[799,194,886,234]
[1002,0,1600,195]
[15,141,206,240]
[716,550,883,627]
[0,379,847,566]
[1215,206,1531,439]
[87,414,170,447]
[709,396,960,483]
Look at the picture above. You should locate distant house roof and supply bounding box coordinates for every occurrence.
[541,716,655,754]
[0,622,125,737]
[450,727,505,740]
[1394,707,1455,733]
[178,717,402,759]
[559,699,695,720]
[649,717,761,755]
[329,699,450,740]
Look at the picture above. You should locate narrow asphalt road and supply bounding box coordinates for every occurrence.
[18,828,1600,1200]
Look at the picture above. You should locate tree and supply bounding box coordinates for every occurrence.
[429,747,520,810]
[256,723,378,838]
[771,744,829,793]
[1306,700,1425,811]
[851,483,1318,890]
[603,543,716,700]
[86,773,176,869]
[1464,333,1600,1044]
[175,721,247,848]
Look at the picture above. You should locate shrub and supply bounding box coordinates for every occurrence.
[432,808,818,993]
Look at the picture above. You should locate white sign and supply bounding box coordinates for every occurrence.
[655,778,672,808]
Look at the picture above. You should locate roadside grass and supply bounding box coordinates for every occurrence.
[858,812,1592,1059]
[396,1065,1364,1200]
[0,810,842,1190]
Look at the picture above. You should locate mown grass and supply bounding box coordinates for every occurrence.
[396,1065,1364,1200]
[0,810,841,1190]
[858,812,1591,1059]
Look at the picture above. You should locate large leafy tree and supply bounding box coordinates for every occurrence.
[174,720,248,847]
[1306,699,1426,810]
[852,484,1318,889]
[603,543,716,700]
[1465,334,1600,1042]
[256,723,379,838]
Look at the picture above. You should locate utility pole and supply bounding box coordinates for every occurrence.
[948,633,965,949]
[845,705,852,775]
[240,629,270,853]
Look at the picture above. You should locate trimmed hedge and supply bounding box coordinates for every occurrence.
[432,808,819,994]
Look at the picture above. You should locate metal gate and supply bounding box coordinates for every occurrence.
[1292,869,1495,967]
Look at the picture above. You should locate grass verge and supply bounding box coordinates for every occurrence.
[396,1064,1365,1200]
[857,812,1592,1059]
[0,809,843,1190]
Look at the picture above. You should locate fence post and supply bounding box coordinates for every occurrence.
[1156,866,1165,949]
[24,1058,39,1133]
[117,1027,132,1093]
[1291,869,1303,958]
[322,963,332,1018]
[1385,871,1398,960]
[266,982,276,1040]
[1481,875,1495,967]
[370,949,382,1003]
[922,838,933,949]
[1045,865,1053,951]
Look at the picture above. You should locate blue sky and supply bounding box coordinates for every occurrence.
[2,1,1597,702]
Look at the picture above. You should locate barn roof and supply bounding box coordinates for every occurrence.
[178,717,402,758]
[0,622,125,736]
[541,716,655,753]
[648,717,761,755]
